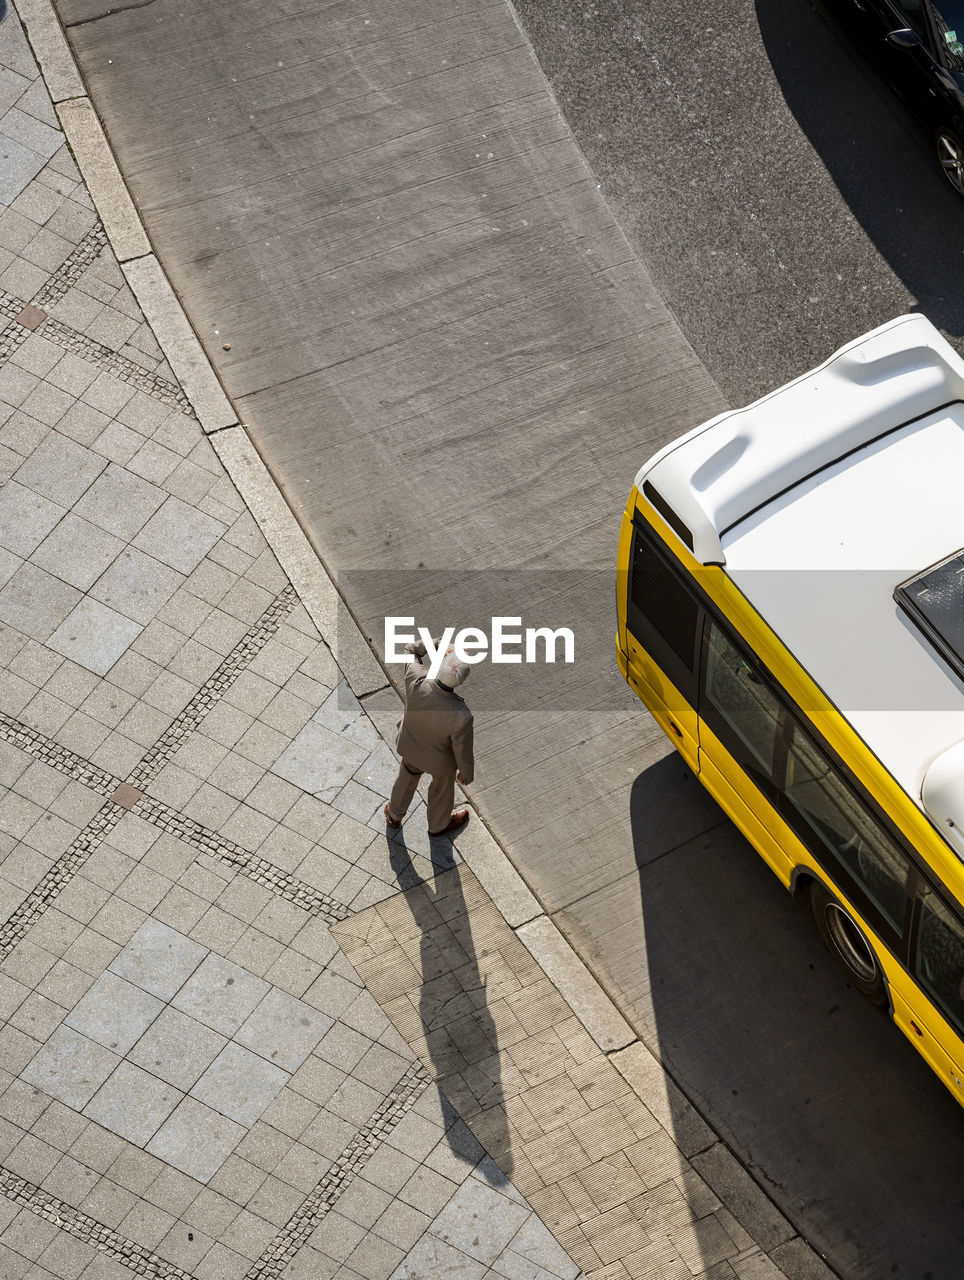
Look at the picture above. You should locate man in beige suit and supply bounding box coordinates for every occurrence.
[385,639,474,838]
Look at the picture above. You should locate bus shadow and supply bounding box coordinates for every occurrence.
[631,761,964,1277]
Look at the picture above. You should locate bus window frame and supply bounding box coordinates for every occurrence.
[696,611,916,960]
[627,517,704,705]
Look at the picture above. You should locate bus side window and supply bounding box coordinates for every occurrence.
[913,886,964,1040]
[699,619,784,796]
[782,724,912,940]
[628,524,702,703]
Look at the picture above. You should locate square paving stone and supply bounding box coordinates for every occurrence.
[0,134,46,204]
[390,1236,487,1280]
[0,480,64,557]
[431,1178,530,1265]
[31,513,125,590]
[90,547,184,626]
[65,971,164,1055]
[235,990,332,1073]
[132,496,226,573]
[128,1006,227,1092]
[11,429,105,507]
[189,1042,288,1127]
[172,953,269,1037]
[0,562,80,641]
[83,1061,181,1146]
[147,1096,246,1183]
[108,919,208,1001]
[47,598,143,676]
[272,722,369,799]
[74,462,166,541]
[498,1212,581,1279]
[21,1025,120,1110]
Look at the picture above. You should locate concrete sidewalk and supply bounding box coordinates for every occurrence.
[0,4,831,1279]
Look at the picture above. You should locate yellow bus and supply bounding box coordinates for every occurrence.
[616,313,964,1107]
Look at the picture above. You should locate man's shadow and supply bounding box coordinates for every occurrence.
[387,830,513,1184]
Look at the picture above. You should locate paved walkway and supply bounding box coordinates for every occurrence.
[0,4,833,1280]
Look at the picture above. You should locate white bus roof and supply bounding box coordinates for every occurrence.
[635,314,964,851]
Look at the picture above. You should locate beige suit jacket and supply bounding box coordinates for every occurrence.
[396,658,474,784]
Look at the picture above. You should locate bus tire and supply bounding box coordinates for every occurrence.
[808,881,888,1007]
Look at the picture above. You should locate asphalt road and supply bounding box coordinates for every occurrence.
[50,0,964,1275]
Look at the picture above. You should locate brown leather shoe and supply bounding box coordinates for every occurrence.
[429,809,469,838]
[384,803,402,829]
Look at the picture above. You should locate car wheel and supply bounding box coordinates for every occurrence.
[935,128,964,196]
[809,881,888,1006]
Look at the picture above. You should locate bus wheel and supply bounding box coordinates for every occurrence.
[809,881,888,1007]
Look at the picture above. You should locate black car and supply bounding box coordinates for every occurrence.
[829,0,964,193]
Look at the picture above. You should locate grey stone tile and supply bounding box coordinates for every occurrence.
[313,681,380,750]
[0,107,62,161]
[0,67,31,114]
[272,722,369,799]
[235,989,332,1073]
[31,514,125,590]
[57,400,110,447]
[495,1213,581,1280]
[0,134,46,204]
[126,1005,225,1095]
[0,563,81,641]
[10,335,61,379]
[0,409,48,458]
[46,599,143,675]
[90,547,184,626]
[82,371,136,418]
[0,363,40,410]
[172,953,269,1037]
[86,306,138,352]
[0,481,64,556]
[132,496,226,573]
[83,1061,181,1146]
[389,1236,487,1280]
[130,439,180,484]
[11,429,105,507]
[108,919,208,1001]
[352,741,399,800]
[22,1026,120,1110]
[20,379,74,429]
[74,462,166,540]
[333,780,382,824]
[429,1177,529,1265]
[65,972,164,1055]
[190,1042,288,1128]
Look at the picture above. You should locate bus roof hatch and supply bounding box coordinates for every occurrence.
[896,549,964,685]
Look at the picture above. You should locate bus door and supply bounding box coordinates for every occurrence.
[697,617,795,884]
[626,521,701,773]
[903,883,964,1104]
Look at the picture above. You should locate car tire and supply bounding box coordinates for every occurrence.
[809,881,888,1007]
[935,128,964,196]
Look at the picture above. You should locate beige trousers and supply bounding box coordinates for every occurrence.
[388,760,456,834]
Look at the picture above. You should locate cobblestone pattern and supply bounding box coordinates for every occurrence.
[0,294,31,362]
[0,710,118,796]
[128,586,298,790]
[0,805,122,962]
[244,1061,430,1280]
[0,1167,197,1280]
[0,278,190,409]
[33,225,109,310]
[38,312,191,410]
[137,795,350,927]
[338,869,772,1280]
